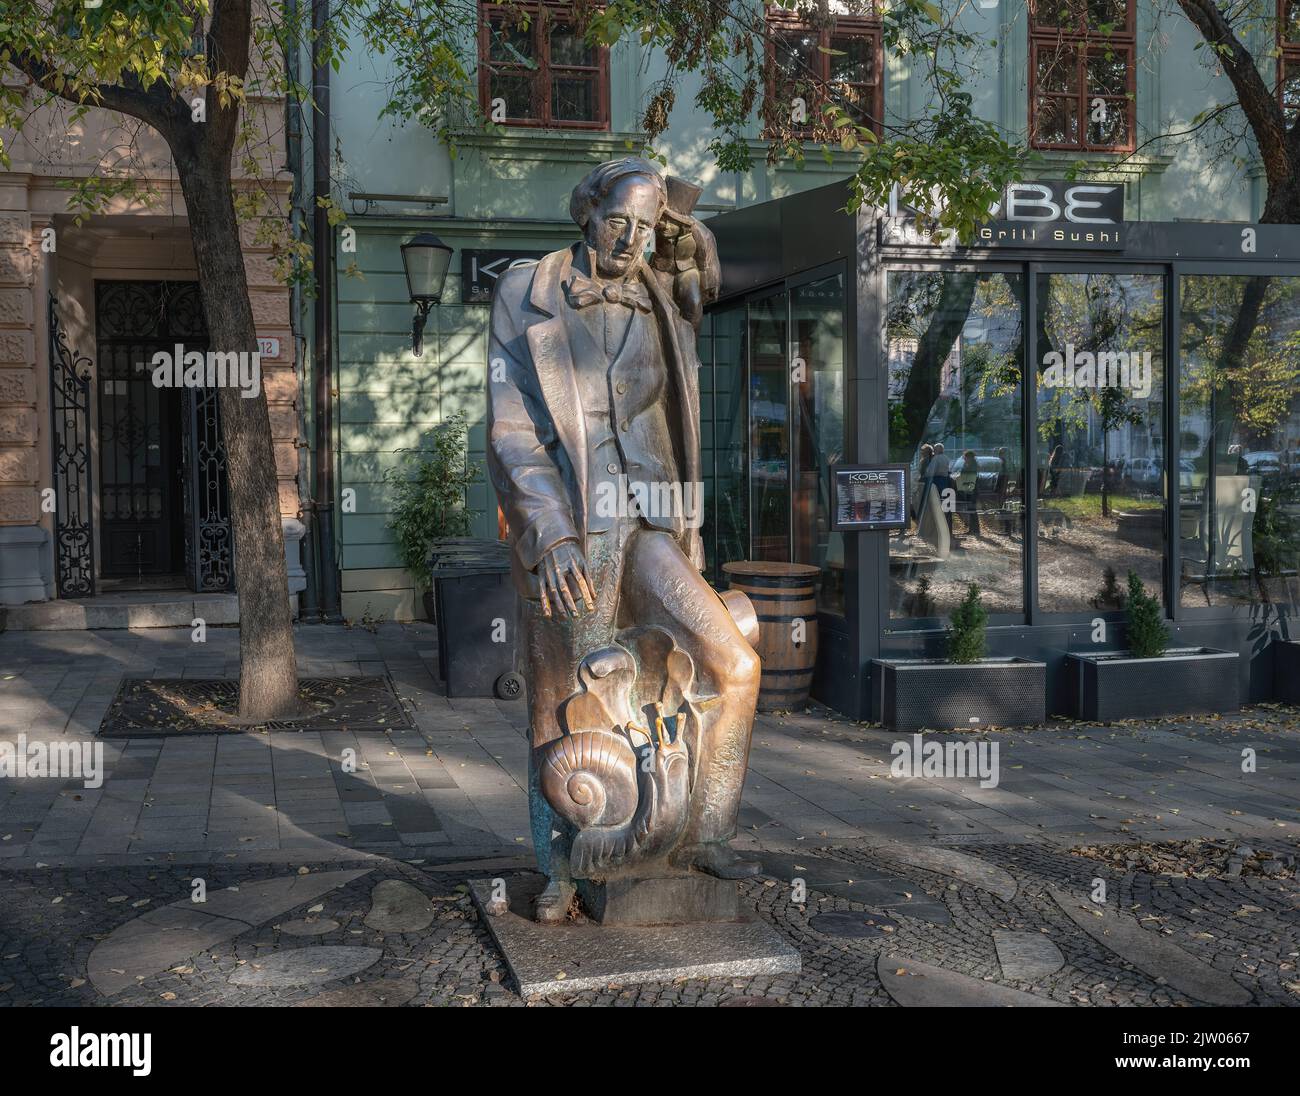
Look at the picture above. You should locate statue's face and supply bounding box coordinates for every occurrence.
[584,175,662,279]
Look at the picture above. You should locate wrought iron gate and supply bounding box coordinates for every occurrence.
[48,294,95,597]
[94,281,234,593]
[182,382,234,591]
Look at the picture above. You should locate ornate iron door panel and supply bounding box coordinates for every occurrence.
[48,295,95,597]
[94,281,233,592]
[182,384,234,592]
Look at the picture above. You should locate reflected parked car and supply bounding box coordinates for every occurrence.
[1244,451,1281,476]
[1124,457,1162,492]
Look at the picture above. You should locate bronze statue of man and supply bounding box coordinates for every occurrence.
[487,159,761,923]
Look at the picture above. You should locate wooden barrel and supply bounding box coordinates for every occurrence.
[722,561,820,712]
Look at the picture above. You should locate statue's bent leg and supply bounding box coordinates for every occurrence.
[520,525,627,920]
[620,530,761,872]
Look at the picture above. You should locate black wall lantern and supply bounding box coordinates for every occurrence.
[401,232,453,357]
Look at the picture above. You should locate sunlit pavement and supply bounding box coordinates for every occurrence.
[0,622,1295,1005]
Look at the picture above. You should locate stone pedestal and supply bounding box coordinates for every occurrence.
[576,872,739,925]
[470,874,801,997]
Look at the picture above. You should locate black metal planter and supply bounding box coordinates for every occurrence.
[1067,648,1240,721]
[870,658,1046,732]
[1273,640,1300,704]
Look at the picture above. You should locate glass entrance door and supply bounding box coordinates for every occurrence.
[701,269,848,615]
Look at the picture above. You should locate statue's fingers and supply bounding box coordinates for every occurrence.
[545,559,570,618]
[557,568,580,616]
[572,561,596,609]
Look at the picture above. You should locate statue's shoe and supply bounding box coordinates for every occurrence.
[534,879,576,925]
[678,842,761,880]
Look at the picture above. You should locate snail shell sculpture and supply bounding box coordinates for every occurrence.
[538,729,639,834]
[537,630,697,877]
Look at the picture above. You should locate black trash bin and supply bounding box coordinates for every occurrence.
[428,539,524,700]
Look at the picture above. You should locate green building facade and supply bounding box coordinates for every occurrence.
[305,2,1279,620]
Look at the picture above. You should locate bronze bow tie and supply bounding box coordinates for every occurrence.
[563,273,652,312]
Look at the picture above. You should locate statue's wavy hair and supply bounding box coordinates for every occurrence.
[569,158,667,230]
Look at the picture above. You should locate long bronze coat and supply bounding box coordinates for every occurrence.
[485,243,705,597]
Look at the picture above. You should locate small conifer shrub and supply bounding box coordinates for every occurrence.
[947,583,987,664]
[1125,570,1169,659]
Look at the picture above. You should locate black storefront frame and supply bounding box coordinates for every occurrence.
[701,259,859,708]
[706,183,1300,718]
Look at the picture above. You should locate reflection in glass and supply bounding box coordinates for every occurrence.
[1036,272,1164,612]
[886,271,1025,619]
[748,294,790,561]
[1178,276,1300,607]
[703,305,749,581]
[792,275,846,613]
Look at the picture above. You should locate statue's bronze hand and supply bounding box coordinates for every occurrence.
[538,540,596,618]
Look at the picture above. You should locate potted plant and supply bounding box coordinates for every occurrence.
[871,583,1046,731]
[1068,570,1240,720]
[382,411,481,621]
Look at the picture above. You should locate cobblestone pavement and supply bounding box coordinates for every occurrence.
[0,622,1297,1005]
[0,839,1294,1006]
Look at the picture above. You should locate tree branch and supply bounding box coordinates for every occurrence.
[1175,0,1297,220]
[3,47,176,134]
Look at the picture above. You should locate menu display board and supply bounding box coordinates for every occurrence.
[831,464,908,531]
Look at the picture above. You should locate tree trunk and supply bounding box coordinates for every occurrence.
[174,144,300,721]
[899,273,979,445]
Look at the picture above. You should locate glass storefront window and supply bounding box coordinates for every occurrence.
[706,304,748,580]
[886,271,1026,618]
[792,275,846,614]
[1178,275,1300,607]
[1035,272,1165,612]
[748,294,790,562]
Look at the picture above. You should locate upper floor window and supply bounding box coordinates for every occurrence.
[765,5,883,140]
[478,3,609,129]
[1029,0,1135,152]
[1281,0,1300,126]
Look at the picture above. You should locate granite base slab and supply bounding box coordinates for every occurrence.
[470,875,801,996]
[575,871,739,925]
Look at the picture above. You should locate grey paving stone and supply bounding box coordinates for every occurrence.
[195,869,372,924]
[1049,888,1253,1006]
[877,953,1067,1007]
[88,906,250,996]
[870,842,1018,901]
[278,917,341,936]
[993,930,1066,982]
[363,879,435,933]
[228,945,383,988]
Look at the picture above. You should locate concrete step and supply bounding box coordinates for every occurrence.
[2,591,242,630]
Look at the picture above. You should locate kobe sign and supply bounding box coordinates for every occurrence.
[882,181,1126,250]
[975,181,1125,249]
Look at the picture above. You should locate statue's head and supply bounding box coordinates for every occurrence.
[570,158,667,280]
